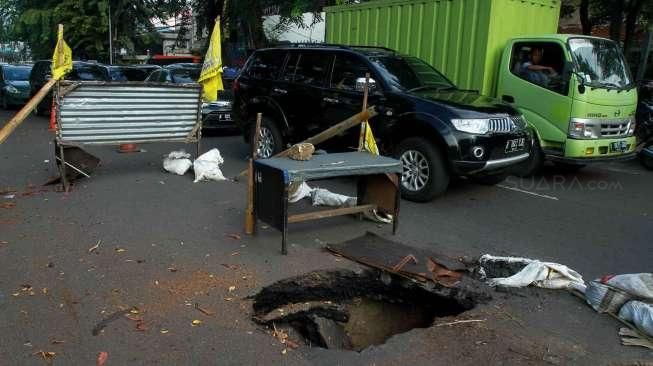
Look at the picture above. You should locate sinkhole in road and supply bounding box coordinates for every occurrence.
[251,269,484,351]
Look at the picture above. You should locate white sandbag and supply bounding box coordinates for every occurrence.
[288,181,314,203]
[601,274,653,301]
[480,254,586,291]
[193,148,226,182]
[163,150,192,175]
[585,273,653,313]
[311,188,356,207]
[618,301,653,337]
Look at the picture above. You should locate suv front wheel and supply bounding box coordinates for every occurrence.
[396,137,449,202]
[250,116,283,158]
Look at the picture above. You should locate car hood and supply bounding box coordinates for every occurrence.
[6,81,29,90]
[411,89,516,118]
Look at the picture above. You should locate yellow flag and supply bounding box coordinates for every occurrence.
[51,24,72,80]
[198,18,224,102]
[363,122,379,155]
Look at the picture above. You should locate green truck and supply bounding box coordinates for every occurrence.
[325,0,637,174]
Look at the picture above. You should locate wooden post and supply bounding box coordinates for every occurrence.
[358,73,370,151]
[245,113,262,235]
[0,78,57,144]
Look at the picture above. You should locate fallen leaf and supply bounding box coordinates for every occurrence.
[33,350,56,361]
[230,252,240,256]
[221,264,240,270]
[130,308,140,315]
[115,248,126,253]
[0,202,16,209]
[226,233,241,240]
[23,341,32,347]
[135,320,147,331]
[50,340,65,345]
[224,297,234,301]
[96,351,108,366]
[228,286,236,292]
[125,314,142,322]
[168,267,178,272]
[191,319,202,326]
[160,329,169,334]
[88,240,101,253]
[285,339,299,349]
[12,292,20,297]
[281,348,287,355]
[194,303,215,316]
[42,288,48,295]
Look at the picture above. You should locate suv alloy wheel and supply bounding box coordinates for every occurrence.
[251,116,283,158]
[396,137,449,202]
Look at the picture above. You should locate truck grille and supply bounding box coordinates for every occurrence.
[600,119,631,137]
[488,117,515,133]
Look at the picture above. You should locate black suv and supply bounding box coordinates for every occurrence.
[30,60,111,115]
[233,45,532,201]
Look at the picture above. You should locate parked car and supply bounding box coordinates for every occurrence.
[29,60,111,115]
[109,65,160,81]
[201,67,239,131]
[636,80,653,170]
[147,64,237,131]
[0,64,32,109]
[145,63,200,83]
[233,45,533,202]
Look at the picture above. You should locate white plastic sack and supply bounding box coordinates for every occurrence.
[193,148,226,182]
[163,150,192,175]
[288,181,313,203]
[600,274,653,301]
[619,301,653,337]
[480,254,586,291]
[311,188,356,207]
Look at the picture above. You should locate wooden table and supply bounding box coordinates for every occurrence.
[253,152,402,254]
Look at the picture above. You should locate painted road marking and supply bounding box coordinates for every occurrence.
[497,184,559,201]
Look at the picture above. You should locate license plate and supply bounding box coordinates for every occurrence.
[505,138,526,153]
[610,140,628,153]
[218,113,232,121]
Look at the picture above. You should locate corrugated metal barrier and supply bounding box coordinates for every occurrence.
[57,82,202,145]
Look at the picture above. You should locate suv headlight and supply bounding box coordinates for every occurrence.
[569,119,600,139]
[5,85,18,94]
[451,118,489,134]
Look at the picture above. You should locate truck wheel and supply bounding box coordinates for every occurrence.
[396,137,449,202]
[472,173,508,186]
[513,136,544,177]
[250,116,283,158]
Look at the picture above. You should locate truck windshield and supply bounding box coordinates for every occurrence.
[568,38,633,90]
[370,56,455,92]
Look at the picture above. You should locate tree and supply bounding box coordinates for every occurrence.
[5,0,186,61]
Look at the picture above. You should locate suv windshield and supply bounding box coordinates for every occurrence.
[370,56,455,92]
[171,68,200,83]
[568,37,633,89]
[4,67,30,81]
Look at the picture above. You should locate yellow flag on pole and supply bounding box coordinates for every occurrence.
[51,24,72,80]
[198,18,224,102]
[363,122,379,155]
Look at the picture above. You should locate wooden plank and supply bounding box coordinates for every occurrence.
[0,78,57,144]
[245,113,262,235]
[287,204,377,224]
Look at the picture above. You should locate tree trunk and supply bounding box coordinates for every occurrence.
[609,1,625,43]
[579,0,592,35]
[623,0,644,59]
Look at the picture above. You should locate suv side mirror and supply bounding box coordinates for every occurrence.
[355,77,376,93]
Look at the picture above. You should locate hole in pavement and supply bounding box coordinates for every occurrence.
[252,269,487,351]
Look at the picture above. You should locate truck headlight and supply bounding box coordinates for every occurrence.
[451,118,489,134]
[569,119,600,139]
[5,85,18,94]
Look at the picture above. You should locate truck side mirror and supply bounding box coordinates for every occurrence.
[355,77,377,93]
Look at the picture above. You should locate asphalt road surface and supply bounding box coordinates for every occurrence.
[1,110,652,365]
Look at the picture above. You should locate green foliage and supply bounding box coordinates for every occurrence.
[3,0,186,61]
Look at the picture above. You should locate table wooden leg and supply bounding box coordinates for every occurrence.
[281,184,289,255]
